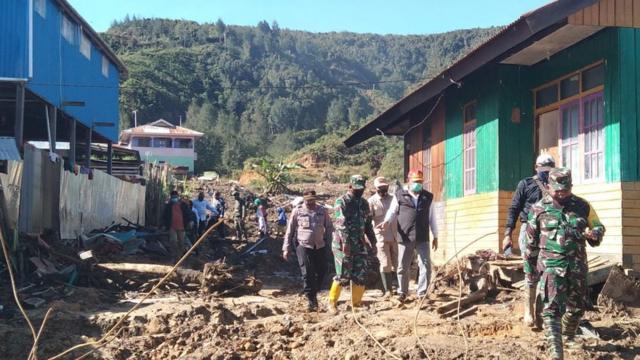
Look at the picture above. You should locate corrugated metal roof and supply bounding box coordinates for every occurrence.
[0,137,22,160]
[121,119,204,139]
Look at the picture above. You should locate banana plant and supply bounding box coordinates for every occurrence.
[251,157,305,194]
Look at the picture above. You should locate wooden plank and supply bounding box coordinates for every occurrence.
[437,289,488,314]
[592,2,601,25]
[608,0,618,24]
[624,0,634,26]
[575,8,585,25]
[616,0,626,24]
[584,4,594,24]
[440,305,478,319]
[601,0,612,26]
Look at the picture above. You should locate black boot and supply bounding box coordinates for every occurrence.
[306,294,318,312]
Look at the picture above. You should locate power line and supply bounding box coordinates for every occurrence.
[26,77,427,91]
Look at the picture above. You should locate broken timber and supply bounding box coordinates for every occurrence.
[512,257,614,290]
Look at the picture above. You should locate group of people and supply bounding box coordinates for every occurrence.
[161,190,227,259]
[282,170,439,312]
[505,154,605,360]
[282,155,605,360]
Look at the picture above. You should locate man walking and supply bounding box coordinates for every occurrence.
[504,153,555,326]
[282,189,333,311]
[525,168,604,359]
[162,190,193,260]
[212,191,227,238]
[192,192,219,236]
[367,176,398,297]
[378,170,438,302]
[232,190,246,241]
[328,175,376,314]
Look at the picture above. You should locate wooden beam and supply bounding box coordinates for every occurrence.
[14,82,24,150]
[634,0,640,26]
[69,118,76,167]
[624,0,634,26]
[107,141,113,175]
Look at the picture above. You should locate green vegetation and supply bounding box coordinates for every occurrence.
[250,157,305,194]
[105,17,498,175]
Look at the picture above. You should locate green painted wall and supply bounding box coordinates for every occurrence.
[497,65,534,190]
[617,28,640,181]
[442,27,638,199]
[496,28,624,189]
[444,66,500,200]
[143,155,195,171]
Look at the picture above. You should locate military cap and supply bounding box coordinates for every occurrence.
[350,174,366,190]
[549,167,572,190]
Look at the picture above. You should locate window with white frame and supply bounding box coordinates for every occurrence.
[35,0,46,18]
[102,55,109,78]
[582,93,604,180]
[535,62,605,183]
[463,102,477,195]
[80,31,91,59]
[62,15,75,43]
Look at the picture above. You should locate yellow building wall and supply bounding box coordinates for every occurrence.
[431,183,640,270]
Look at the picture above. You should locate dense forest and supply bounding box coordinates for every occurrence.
[103,18,499,176]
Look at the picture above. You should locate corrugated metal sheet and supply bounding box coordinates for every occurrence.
[59,164,145,239]
[0,137,23,160]
[25,0,121,142]
[0,160,23,229]
[19,145,60,233]
[0,0,29,79]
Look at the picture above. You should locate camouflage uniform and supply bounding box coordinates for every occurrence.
[232,192,246,241]
[524,168,605,360]
[332,190,376,286]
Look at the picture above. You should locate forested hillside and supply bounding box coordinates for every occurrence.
[104,18,499,175]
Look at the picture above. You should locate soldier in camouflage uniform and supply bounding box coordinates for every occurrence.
[328,175,377,314]
[232,191,246,241]
[524,168,605,360]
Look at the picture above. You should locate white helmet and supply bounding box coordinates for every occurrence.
[536,154,555,169]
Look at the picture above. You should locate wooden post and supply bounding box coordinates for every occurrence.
[85,127,92,168]
[48,106,57,154]
[69,118,76,167]
[107,141,113,175]
[14,82,25,150]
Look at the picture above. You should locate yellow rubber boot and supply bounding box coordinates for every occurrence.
[351,282,366,307]
[328,281,341,314]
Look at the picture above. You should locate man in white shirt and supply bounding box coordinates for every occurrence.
[377,170,438,302]
[367,176,398,297]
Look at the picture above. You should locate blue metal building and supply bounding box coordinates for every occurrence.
[0,0,126,170]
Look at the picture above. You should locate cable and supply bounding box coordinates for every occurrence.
[402,93,444,137]
[0,226,38,358]
[412,230,497,359]
[28,307,54,360]
[47,218,224,360]
[351,289,402,360]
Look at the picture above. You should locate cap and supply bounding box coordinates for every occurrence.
[408,170,424,182]
[549,167,572,190]
[350,174,366,190]
[536,154,556,170]
[373,176,389,188]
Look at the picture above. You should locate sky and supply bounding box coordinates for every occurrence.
[67,0,552,35]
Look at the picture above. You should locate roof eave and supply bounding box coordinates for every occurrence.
[56,0,128,76]
[344,0,598,148]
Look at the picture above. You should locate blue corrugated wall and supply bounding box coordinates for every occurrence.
[1,0,121,142]
[0,0,29,79]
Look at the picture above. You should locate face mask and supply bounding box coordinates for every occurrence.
[198,196,204,201]
[410,182,423,193]
[537,171,550,184]
[170,196,179,204]
[377,187,388,196]
[352,189,364,198]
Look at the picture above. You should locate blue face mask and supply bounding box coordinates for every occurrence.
[410,182,423,193]
[537,171,550,184]
[170,196,179,204]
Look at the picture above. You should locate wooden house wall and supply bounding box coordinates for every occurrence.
[569,0,640,28]
[444,66,500,200]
